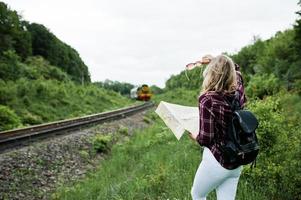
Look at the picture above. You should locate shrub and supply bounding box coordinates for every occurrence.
[0,105,21,131]
[243,93,301,199]
[117,126,129,136]
[78,150,90,161]
[143,112,158,124]
[21,110,43,125]
[92,134,113,153]
[143,116,152,124]
[0,80,17,105]
[0,50,23,81]
[246,73,282,99]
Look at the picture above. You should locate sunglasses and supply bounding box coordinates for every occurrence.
[185,61,209,81]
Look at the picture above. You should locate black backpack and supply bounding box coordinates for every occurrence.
[218,92,259,166]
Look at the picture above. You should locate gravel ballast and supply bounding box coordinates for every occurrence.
[0,109,153,200]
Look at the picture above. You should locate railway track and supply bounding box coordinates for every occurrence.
[0,101,154,152]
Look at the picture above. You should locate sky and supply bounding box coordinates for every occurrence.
[3,0,299,88]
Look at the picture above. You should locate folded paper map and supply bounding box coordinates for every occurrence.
[155,101,199,140]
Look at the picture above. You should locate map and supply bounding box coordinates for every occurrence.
[155,101,199,140]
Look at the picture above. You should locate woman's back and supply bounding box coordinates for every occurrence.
[197,91,240,169]
[190,54,246,200]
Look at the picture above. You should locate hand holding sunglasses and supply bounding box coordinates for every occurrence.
[185,54,214,81]
[185,54,213,70]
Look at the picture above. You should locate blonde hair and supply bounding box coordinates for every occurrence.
[200,55,237,95]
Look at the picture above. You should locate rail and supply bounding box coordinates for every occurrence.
[0,101,154,151]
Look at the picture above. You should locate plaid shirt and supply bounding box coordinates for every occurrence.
[196,70,247,170]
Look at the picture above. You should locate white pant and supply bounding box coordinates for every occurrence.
[191,147,243,200]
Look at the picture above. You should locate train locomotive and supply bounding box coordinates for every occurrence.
[130,84,152,101]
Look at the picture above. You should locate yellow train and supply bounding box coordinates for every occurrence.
[130,84,152,101]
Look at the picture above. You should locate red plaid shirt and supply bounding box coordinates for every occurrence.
[196,70,247,170]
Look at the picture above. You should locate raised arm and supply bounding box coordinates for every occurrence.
[235,64,247,108]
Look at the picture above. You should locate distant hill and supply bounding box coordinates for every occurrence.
[0,2,90,83]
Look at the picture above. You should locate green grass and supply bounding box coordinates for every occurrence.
[0,78,135,130]
[53,111,265,200]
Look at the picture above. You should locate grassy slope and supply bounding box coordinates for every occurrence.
[54,89,272,200]
[0,79,135,130]
[0,57,134,131]
[54,109,264,200]
[0,55,136,131]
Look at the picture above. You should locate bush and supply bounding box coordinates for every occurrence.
[78,150,90,161]
[117,126,129,136]
[21,110,43,125]
[0,105,21,131]
[0,50,23,81]
[143,116,152,124]
[92,134,113,153]
[24,56,71,82]
[143,110,159,124]
[243,93,301,199]
[246,73,282,99]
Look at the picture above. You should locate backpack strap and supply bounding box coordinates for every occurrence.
[223,91,241,111]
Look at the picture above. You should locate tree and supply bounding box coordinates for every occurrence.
[94,80,135,96]
[0,50,23,80]
[294,1,301,56]
[150,85,164,94]
[0,3,32,59]
[27,23,91,83]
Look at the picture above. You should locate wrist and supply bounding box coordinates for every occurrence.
[187,132,197,140]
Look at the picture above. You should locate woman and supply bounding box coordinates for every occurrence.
[188,54,247,200]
